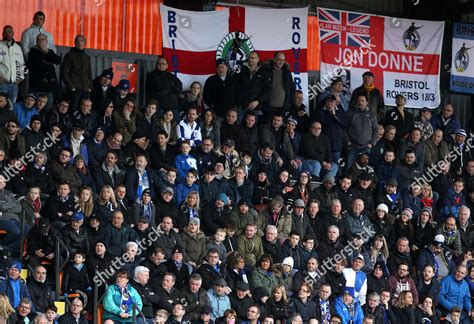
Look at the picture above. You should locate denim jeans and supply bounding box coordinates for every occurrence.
[302,159,338,179]
[0,82,19,103]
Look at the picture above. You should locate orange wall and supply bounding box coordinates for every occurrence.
[0,0,162,55]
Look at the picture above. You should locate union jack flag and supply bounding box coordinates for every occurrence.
[318,8,371,47]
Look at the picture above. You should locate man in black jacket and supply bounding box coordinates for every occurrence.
[57,297,88,324]
[164,246,192,290]
[130,266,163,321]
[313,283,336,323]
[181,273,210,322]
[92,151,125,190]
[145,56,182,114]
[61,212,90,257]
[299,121,337,181]
[27,266,55,313]
[196,249,226,290]
[203,59,237,118]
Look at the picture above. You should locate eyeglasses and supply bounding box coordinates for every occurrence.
[299,289,309,293]
[19,305,31,310]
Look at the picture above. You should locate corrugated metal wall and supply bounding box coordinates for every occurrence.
[55,46,158,107]
[0,0,162,55]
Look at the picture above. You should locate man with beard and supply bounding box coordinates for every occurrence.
[26,266,54,313]
[0,119,25,158]
[415,264,440,305]
[334,176,355,214]
[417,234,456,280]
[388,262,419,305]
[48,149,82,193]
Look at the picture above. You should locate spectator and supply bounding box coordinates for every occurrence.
[113,98,137,145]
[181,274,210,322]
[292,283,317,322]
[391,291,416,324]
[146,56,182,116]
[0,119,25,158]
[0,261,32,310]
[26,217,59,268]
[250,254,278,295]
[129,266,161,322]
[388,262,419,305]
[414,295,441,324]
[384,94,414,141]
[0,174,22,255]
[0,25,25,103]
[180,217,206,266]
[14,93,38,130]
[103,271,142,323]
[430,104,460,146]
[417,234,456,280]
[436,217,463,258]
[21,11,56,57]
[196,248,226,291]
[349,71,384,120]
[299,121,337,181]
[61,212,90,258]
[0,93,15,128]
[415,264,441,306]
[346,93,378,169]
[335,289,365,324]
[293,257,326,298]
[203,59,237,119]
[207,278,231,321]
[343,254,368,305]
[237,223,264,267]
[102,211,138,258]
[60,35,92,110]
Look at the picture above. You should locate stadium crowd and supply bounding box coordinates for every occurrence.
[0,10,473,324]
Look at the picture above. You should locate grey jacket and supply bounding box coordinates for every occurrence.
[347,108,378,148]
[0,188,21,220]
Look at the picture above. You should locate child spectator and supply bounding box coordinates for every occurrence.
[61,251,91,306]
[207,228,228,262]
[176,169,199,206]
[175,139,197,180]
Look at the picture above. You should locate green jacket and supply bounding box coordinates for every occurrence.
[250,267,278,295]
[237,235,263,267]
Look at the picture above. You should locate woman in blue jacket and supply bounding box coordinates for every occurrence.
[103,271,142,323]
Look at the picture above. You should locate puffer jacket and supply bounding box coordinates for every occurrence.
[180,227,207,265]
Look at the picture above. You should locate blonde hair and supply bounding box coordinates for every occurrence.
[422,184,433,199]
[98,185,118,208]
[395,291,412,309]
[186,191,200,210]
[78,187,94,217]
[0,294,15,319]
[271,285,288,304]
